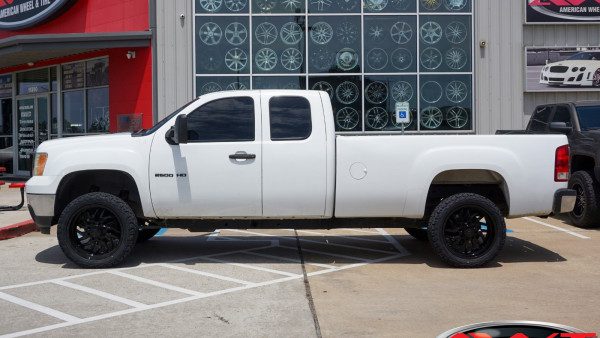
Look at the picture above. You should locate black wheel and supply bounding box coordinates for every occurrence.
[405,227,429,241]
[57,192,139,268]
[427,193,506,268]
[593,69,600,87]
[568,171,600,228]
[137,228,161,243]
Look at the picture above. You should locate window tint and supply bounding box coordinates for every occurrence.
[529,106,552,132]
[552,106,572,127]
[576,105,600,131]
[269,96,312,141]
[187,97,254,142]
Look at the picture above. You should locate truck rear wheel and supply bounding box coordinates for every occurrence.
[57,192,139,268]
[568,171,600,228]
[427,193,506,268]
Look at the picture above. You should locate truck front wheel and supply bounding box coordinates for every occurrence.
[427,193,506,268]
[57,192,139,268]
[568,171,600,228]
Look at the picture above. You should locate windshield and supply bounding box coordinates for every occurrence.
[133,99,197,136]
[576,106,600,131]
[568,52,600,61]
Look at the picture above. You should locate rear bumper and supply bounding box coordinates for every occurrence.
[27,194,55,234]
[553,188,576,214]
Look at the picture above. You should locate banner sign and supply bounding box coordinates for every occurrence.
[0,0,72,30]
[527,0,600,23]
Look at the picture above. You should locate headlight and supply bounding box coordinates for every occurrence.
[33,152,48,176]
[572,67,579,72]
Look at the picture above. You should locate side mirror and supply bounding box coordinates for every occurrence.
[165,115,188,145]
[549,122,572,135]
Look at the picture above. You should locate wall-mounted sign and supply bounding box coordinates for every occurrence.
[0,0,73,30]
[527,0,600,23]
[525,46,600,92]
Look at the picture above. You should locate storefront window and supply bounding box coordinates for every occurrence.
[17,68,50,95]
[61,58,110,134]
[194,0,473,132]
[87,87,109,133]
[63,90,85,133]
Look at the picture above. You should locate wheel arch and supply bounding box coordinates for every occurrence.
[54,170,144,223]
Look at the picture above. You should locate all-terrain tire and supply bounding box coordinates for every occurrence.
[57,192,138,268]
[405,227,429,241]
[427,193,506,268]
[568,171,600,228]
[137,228,161,243]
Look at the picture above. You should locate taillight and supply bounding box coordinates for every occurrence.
[555,145,570,182]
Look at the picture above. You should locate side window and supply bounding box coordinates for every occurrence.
[552,106,572,127]
[529,106,552,132]
[186,97,254,142]
[269,96,312,141]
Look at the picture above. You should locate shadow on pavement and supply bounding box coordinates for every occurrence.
[34,233,566,270]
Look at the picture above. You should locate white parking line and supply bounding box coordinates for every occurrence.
[523,217,590,239]
[52,280,147,309]
[0,291,81,323]
[200,256,302,277]
[287,229,390,244]
[157,263,256,286]
[376,228,410,255]
[109,271,205,297]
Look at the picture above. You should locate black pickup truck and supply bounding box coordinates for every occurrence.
[498,101,600,228]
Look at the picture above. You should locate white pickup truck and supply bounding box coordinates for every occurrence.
[26,90,575,268]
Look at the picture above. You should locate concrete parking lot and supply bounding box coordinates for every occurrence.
[0,216,599,337]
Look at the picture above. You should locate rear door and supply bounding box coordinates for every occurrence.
[149,92,263,218]
[260,91,328,217]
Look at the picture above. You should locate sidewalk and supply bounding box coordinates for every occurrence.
[0,187,34,240]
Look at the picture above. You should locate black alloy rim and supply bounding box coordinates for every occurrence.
[68,205,123,260]
[442,205,496,259]
[571,183,585,219]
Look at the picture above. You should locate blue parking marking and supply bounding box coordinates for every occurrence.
[156,228,167,237]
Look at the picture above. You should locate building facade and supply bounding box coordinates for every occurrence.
[0,0,599,176]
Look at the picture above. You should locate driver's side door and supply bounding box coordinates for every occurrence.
[149,92,262,218]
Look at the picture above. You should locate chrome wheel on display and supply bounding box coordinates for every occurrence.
[420,47,442,70]
[420,21,442,44]
[199,0,223,12]
[391,81,414,102]
[225,48,248,71]
[280,22,303,45]
[390,21,413,44]
[366,107,389,130]
[420,107,443,129]
[446,81,468,103]
[312,81,334,99]
[446,107,469,129]
[336,107,360,130]
[199,22,222,45]
[446,48,467,70]
[281,48,303,71]
[255,22,278,45]
[445,21,467,44]
[336,81,359,105]
[310,22,333,45]
[365,81,389,105]
[225,22,248,46]
[255,48,278,71]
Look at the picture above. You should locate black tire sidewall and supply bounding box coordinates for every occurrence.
[57,192,139,268]
[568,171,600,228]
[427,193,506,268]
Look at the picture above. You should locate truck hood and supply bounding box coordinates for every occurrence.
[37,133,136,153]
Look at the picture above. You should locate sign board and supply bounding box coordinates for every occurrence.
[0,0,73,30]
[526,0,600,23]
[395,102,411,125]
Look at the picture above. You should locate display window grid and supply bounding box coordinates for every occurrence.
[194,0,474,133]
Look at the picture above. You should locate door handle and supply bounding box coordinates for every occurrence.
[229,152,256,160]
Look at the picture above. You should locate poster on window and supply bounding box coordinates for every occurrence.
[526,0,600,23]
[525,47,600,92]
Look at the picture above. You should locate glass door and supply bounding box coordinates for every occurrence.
[0,98,13,174]
[16,94,49,175]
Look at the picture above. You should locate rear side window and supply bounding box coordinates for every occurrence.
[269,96,312,141]
[552,106,572,127]
[187,97,254,142]
[529,106,552,132]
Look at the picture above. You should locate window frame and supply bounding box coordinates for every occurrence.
[186,96,256,143]
[269,96,313,141]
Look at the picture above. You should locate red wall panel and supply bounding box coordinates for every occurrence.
[0,0,149,39]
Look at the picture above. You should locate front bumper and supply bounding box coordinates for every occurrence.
[553,188,576,214]
[27,194,55,234]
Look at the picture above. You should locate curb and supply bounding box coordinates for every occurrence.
[0,220,37,241]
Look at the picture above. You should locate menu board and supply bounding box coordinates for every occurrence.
[17,98,35,172]
[62,62,85,90]
[0,75,12,98]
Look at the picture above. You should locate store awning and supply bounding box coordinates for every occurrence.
[0,31,152,69]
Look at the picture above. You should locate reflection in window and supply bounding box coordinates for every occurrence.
[86,59,109,87]
[187,97,254,142]
[87,88,110,133]
[17,68,50,95]
[63,90,85,133]
[62,62,85,90]
[269,96,312,140]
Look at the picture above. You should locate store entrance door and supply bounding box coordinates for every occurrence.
[16,95,49,175]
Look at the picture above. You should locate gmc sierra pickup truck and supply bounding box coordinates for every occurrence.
[498,101,600,228]
[26,90,575,268]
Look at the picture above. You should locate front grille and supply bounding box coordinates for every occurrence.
[549,66,569,73]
